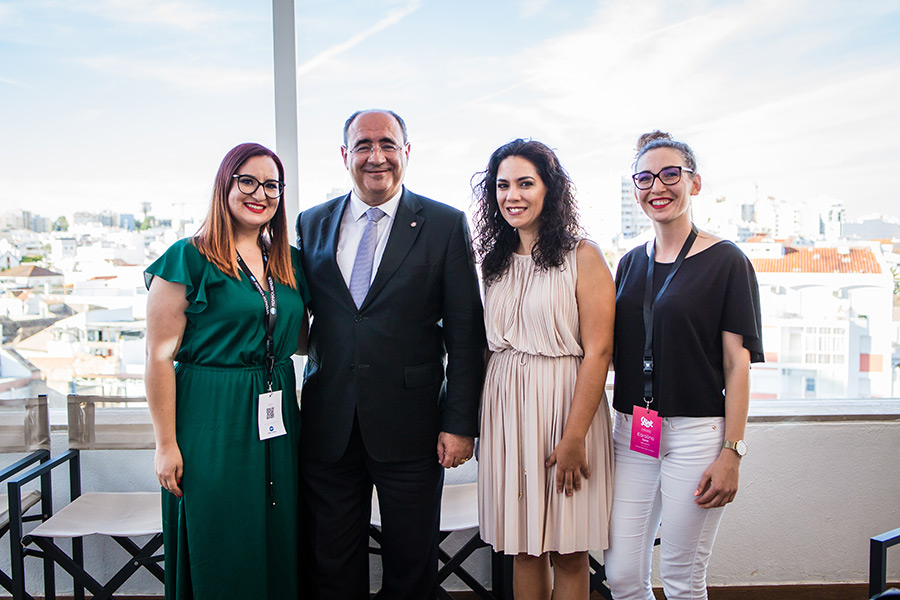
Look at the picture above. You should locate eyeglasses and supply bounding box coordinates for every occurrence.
[232,174,285,199]
[632,166,694,190]
[345,143,406,157]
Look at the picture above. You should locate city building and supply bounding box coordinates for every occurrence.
[0,265,65,290]
[10,307,146,399]
[0,347,43,398]
[49,236,77,261]
[821,203,845,241]
[0,238,21,270]
[619,175,651,239]
[744,240,893,399]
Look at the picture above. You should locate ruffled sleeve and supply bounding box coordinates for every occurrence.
[144,238,211,315]
[720,244,765,363]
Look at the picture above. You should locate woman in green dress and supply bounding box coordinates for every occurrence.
[144,143,310,599]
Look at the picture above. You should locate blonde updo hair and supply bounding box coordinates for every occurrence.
[634,130,698,173]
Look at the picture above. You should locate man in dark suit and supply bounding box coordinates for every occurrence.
[296,109,486,600]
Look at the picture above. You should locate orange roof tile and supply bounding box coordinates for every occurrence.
[750,247,882,274]
[0,265,63,277]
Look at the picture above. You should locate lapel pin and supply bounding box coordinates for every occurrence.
[410,221,417,228]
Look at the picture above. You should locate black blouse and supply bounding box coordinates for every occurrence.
[613,240,764,417]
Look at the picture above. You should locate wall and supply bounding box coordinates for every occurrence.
[707,416,900,586]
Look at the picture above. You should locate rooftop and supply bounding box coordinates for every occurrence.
[0,265,63,278]
[750,246,882,274]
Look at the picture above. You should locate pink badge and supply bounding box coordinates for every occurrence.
[630,406,661,458]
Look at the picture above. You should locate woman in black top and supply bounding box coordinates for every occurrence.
[604,131,763,600]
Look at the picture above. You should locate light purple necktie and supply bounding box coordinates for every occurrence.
[348,207,386,307]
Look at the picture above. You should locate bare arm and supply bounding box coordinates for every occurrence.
[546,241,616,495]
[694,331,750,508]
[145,276,188,497]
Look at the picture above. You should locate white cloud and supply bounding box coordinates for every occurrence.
[56,0,240,31]
[695,65,900,202]
[74,108,105,122]
[444,0,900,215]
[296,0,422,77]
[77,56,271,92]
[0,76,33,88]
[520,0,551,19]
[7,0,899,224]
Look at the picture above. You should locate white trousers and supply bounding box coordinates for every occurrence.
[604,411,726,600]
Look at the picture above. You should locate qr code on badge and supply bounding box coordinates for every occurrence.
[266,407,275,420]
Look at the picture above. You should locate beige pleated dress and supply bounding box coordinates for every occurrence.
[478,246,614,556]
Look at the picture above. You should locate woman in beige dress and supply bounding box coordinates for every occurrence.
[472,139,615,599]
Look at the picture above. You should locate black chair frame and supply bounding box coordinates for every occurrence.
[11,448,164,600]
[3,446,52,600]
[369,524,508,600]
[870,527,900,599]
[2,394,52,600]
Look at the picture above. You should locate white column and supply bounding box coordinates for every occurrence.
[272,0,300,232]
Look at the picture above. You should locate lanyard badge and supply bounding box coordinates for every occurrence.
[630,405,661,458]
[632,226,697,458]
[236,249,286,442]
[257,390,287,441]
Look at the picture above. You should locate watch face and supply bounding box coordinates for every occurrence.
[735,440,748,456]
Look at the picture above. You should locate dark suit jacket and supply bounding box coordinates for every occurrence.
[296,188,486,463]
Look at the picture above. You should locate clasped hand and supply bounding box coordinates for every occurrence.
[437,432,474,468]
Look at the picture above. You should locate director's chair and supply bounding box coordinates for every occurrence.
[11,394,163,600]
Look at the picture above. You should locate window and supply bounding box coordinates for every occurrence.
[4,2,896,407]
[804,377,816,398]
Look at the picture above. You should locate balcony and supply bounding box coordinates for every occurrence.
[2,398,899,599]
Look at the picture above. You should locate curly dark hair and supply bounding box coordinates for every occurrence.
[472,139,581,285]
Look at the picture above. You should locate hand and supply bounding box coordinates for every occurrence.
[546,436,590,496]
[155,443,184,497]
[436,432,474,468]
[694,450,740,508]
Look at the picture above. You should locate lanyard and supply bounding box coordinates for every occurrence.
[641,225,697,410]
[236,249,278,392]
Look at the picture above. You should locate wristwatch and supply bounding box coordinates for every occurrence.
[723,440,747,457]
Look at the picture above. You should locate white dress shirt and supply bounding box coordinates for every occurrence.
[335,189,403,288]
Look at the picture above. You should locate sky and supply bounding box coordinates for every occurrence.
[1,0,899,242]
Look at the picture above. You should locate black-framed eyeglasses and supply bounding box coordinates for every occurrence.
[232,174,285,199]
[632,166,694,190]
[344,142,405,157]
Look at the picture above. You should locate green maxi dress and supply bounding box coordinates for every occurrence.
[144,238,310,600]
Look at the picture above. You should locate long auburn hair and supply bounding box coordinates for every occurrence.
[472,139,581,285]
[193,143,297,289]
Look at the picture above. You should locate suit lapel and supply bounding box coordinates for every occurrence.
[362,189,424,308]
[317,194,357,308]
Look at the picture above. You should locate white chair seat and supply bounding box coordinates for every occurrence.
[28,492,161,538]
[0,489,41,530]
[371,481,479,532]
